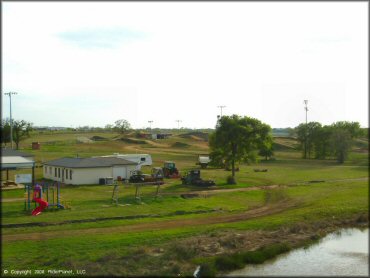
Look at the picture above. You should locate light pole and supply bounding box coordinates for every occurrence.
[176,120,182,129]
[304,100,308,125]
[217,105,226,118]
[4,92,17,149]
[148,120,153,132]
[303,100,308,159]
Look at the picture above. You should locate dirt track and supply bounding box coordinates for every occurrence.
[2,199,299,242]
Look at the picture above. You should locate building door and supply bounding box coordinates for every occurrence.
[113,166,126,180]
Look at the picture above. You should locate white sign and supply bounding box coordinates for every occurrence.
[15,174,32,183]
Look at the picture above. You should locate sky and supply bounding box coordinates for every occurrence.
[2,2,368,129]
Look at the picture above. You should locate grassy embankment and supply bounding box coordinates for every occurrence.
[1,131,368,276]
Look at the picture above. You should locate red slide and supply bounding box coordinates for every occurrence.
[31,198,49,216]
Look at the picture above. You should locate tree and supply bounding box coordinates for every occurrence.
[113,119,131,134]
[330,121,362,163]
[12,120,33,149]
[330,128,352,163]
[1,119,11,146]
[313,125,332,159]
[209,115,272,184]
[295,122,322,159]
[258,136,274,161]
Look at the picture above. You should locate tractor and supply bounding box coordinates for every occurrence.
[162,161,181,178]
[181,169,215,186]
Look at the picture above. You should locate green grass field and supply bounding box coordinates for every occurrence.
[1,131,368,276]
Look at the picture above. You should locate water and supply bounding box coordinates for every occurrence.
[228,228,369,276]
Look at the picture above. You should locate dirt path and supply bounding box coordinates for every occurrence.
[161,184,284,197]
[1,198,24,203]
[2,200,299,242]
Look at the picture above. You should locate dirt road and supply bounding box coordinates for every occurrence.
[2,199,299,242]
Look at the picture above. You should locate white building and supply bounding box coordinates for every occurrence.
[43,157,137,185]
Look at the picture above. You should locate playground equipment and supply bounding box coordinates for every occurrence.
[25,182,66,214]
[162,161,181,178]
[31,184,48,216]
[112,178,163,205]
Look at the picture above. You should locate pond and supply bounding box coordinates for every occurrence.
[228,228,369,276]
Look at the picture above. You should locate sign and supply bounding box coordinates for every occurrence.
[15,174,32,183]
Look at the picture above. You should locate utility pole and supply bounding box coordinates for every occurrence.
[4,92,17,149]
[217,105,226,118]
[303,100,308,159]
[175,120,182,129]
[148,120,153,132]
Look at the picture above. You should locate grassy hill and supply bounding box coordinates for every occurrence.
[1,130,368,276]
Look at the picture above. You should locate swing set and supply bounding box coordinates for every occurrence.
[111,177,163,205]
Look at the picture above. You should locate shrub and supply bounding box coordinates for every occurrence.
[241,250,265,264]
[197,263,216,277]
[167,244,197,260]
[214,254,244,271]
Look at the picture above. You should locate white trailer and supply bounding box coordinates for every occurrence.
[197,154,211,169]
[98,153,152,169]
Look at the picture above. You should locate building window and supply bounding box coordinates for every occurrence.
[65,169,69,179]
[70,170,72,180]
[58,168,61,178]
[55,168,57,177]
[49,167,52,174]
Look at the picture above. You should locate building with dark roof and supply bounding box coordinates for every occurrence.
[1,148,34,157]
[43,157,138,185]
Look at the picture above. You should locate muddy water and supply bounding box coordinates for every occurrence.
[228,228,369,276]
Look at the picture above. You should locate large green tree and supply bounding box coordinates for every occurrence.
[209,115,272,184]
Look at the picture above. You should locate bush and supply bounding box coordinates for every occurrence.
[167,244,197,260]
[197,263,216,277]
[214,254,244,271]
[241,251,265,264]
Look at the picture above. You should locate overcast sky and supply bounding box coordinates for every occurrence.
[2,2,368,129]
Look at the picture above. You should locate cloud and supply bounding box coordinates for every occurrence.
[57,27,146,48]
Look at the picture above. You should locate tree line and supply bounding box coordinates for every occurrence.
[294,121,364,163]
[208,115,365,184]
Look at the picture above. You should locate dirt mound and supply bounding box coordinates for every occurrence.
[90,136,107,141]
[172,142,190,148]
[118,138,147,144]
[76,137,93,143]
[179,132,209,141]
